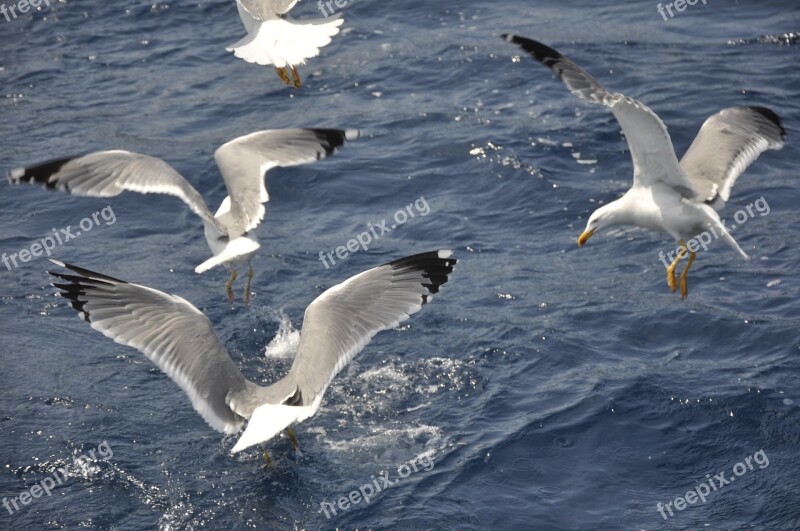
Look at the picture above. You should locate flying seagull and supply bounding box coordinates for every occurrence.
[227,0,344,88]
[503,35,785,299]
[9,128,357,303]
[48,250,456,458]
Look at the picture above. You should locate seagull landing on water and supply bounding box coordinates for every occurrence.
[9,128,357,303]
[228,0,344,88]
[503,35,786,299]
[48,251,456,461]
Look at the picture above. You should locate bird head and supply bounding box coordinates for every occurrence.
[578,204,616,247]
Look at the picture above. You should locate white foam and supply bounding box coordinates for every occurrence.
[265,313,300,360]
[324,425,442,452]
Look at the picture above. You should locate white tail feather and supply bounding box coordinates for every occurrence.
[226,16,344,68]
[195,237,260,273]
[717,223,750,260]
[697,203,750,260]
[231,403,311,453]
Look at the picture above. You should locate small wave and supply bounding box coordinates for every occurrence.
[469,142,543,177]
[324,424,443,453]
[728,32,799,47]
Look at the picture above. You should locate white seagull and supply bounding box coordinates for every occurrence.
[48,251,457,458]
[227,0,344,88]
[9,128,358,303]
[504,35,786,299]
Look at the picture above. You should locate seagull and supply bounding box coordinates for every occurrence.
[48,251,456,460]
[9,128,357,303]
[227,0,344,88]
[503,35,786,299]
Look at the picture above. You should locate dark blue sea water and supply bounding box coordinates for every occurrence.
[2,0,799,529]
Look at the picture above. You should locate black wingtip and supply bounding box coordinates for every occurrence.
[311,128,357,157]
[47,261,128,323]
[8,155,78,189]
[748,106,787,139]
[502,34,563,66]
[48,259,127,284]
[388,250,457,304]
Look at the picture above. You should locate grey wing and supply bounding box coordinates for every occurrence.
[49,260,251,434]
[9,150,225,234]
[289,250,457,408]
[237,0,298,20]
[680,106,785,209]
[503,34,696,196]
[213,128,358,237]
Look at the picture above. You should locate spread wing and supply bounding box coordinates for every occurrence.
[503,34,697,197]
[9,150,225,235]
[680,106,785,209]
[49,260,251,434]
[288,251,457,411]
[213,128,357,237]
[237,0,299,21]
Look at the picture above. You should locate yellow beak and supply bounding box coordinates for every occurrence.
[577,228,595,247]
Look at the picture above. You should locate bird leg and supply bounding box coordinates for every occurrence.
[243,263,254,305]
[261,444,272,470]
[285,427,300,452]
[274,67,292,86]
[666,241,688,293]
[226,268,238,303]
[290,66,302,89]
[679,251,697,301]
